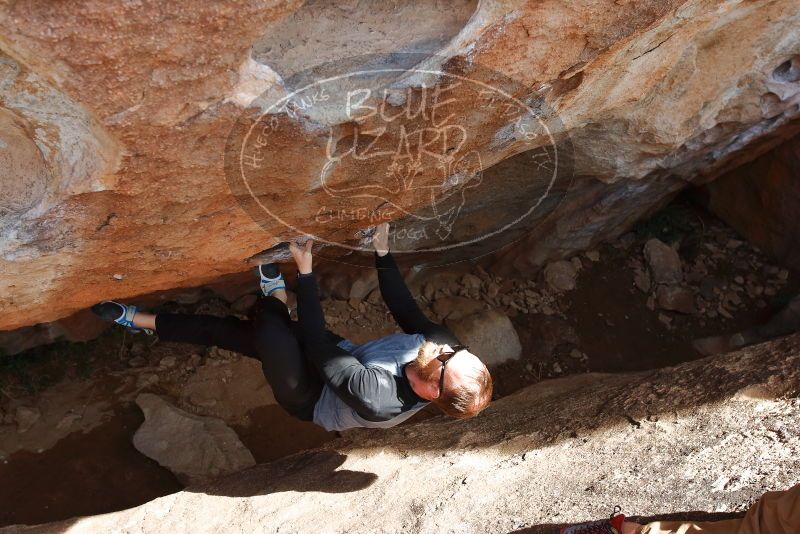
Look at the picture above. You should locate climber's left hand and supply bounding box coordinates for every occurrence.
[372,222,390,257]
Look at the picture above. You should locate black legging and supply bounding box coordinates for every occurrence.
[155,296,326,421]
[153,253,458,423]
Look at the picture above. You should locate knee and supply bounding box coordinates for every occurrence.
[254,324,298,355]
[259,363,319,422]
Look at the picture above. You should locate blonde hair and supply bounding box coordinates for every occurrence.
[434,354,493,418]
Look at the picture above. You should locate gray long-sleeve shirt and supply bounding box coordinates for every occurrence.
[295,252,460,429]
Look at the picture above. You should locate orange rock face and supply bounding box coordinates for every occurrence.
[1,0,799,332]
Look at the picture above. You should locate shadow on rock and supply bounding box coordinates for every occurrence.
[335,334,800,457]
[187,450,377,498]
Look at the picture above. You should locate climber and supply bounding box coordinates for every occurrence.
[562,482,800,533]
[92,222,493,431]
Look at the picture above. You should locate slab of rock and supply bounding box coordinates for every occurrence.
[644,239,683,285]
[16,335,800,534]
[544,260,578,292]
[447,310,522,367]
[133,394,255,485]
[656,285,696,314]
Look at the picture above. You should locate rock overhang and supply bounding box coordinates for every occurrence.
[0,0,798,333]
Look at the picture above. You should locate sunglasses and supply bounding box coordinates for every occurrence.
[436,344,469,398]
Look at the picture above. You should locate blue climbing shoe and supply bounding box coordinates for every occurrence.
[258,264,286,297]
[91,301,153,335]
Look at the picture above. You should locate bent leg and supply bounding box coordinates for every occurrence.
[155,313,258,358]
[640,483,800,534]
[252,296,323,421]
[732,483,800,534]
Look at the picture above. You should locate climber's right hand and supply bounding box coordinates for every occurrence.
[290,239,314,275]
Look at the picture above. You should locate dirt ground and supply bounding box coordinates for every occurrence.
[0,198,796,527]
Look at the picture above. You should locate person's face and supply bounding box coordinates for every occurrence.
[409,342,476,399]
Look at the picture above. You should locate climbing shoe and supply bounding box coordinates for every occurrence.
[258,263,286,297]
[91,300,153,335]
[559,507,626,533]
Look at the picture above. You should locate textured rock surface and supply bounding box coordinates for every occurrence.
[178,357,277,425]
[644,238,683,285]
[12,407,40,434]
[132,394,255,485]
[1,1,799,332]
[544,260,579,292]
[702,135,800,272]
[656,285,696,314]
[449,309,522,367]
[0,350,281,460]
[5,334,799,533]
[432,295,485,321]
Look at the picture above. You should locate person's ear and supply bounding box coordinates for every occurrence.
[428,379,441,400]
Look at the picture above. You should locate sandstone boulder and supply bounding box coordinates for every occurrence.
[448,310,522,367]
[544,260,578,292]
[644,239,683,285]
[1,1,799,334]
[133,394,255,486]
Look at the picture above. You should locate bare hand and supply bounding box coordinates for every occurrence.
[289,239,314,274]
[372,222,390,257]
